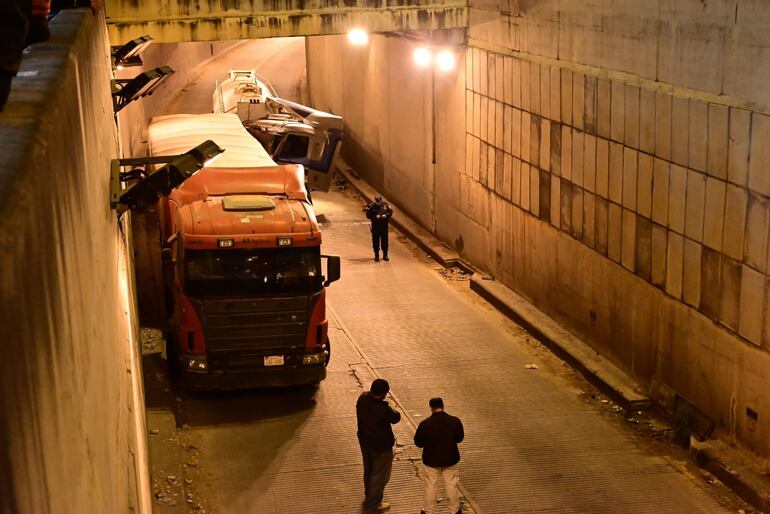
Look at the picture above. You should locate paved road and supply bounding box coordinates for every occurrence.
[137,37,748,514]
[157,189,741,514]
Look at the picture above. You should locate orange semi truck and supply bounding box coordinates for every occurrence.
[149,113,340,388]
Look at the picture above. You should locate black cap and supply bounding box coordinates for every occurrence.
[429,397,444,409]
[370,378,390,396]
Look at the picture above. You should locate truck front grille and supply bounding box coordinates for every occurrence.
[201,296,308,354]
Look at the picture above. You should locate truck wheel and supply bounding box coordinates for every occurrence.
[325,337,331,366]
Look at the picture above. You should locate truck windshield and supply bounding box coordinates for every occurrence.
[184,247,321,297]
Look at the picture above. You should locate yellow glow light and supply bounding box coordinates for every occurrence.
[413,47,432,68]
[436,49,456,71]
[348,29,369,46]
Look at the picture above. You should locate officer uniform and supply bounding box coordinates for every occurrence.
[365,195,393,261]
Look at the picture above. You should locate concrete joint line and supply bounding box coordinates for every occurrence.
[467,36,768,116]
[329,304,482,514]
[109,5,468,25]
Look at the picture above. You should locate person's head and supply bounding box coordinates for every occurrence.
[370,378,390,398]
[374,194,383,204]
[429,397,444,412]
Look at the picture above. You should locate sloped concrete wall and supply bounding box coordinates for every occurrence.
[0,10,150,514]
[307,0,770,460]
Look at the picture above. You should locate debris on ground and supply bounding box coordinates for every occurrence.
[140,327,165,355]
[331,171,349,191]
[149,428,159,435]
[438,267,470,281]
[524,363,538,369]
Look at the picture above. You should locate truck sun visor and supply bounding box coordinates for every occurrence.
[222,195,276,211]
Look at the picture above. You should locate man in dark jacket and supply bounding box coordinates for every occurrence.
[364,194,393,261]
[414,397,464,514]
[356,378,401,512]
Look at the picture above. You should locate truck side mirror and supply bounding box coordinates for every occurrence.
[322,255,341,287]
[161,247,173,262]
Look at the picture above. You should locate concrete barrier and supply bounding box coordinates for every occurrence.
[0,10,150,514]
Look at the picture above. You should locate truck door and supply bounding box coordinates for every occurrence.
[273,129,342,192]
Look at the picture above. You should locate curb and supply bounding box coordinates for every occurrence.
[469,275,651,411]
[146,409,187,513]
[690,440,770,512]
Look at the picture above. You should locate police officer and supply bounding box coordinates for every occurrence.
[365,194,393,261]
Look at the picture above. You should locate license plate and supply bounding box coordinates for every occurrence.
[264,355,284,366]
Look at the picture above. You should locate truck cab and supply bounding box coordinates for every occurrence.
[161,166,340,389]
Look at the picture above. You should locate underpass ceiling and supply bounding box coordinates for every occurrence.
[105,0,468,43]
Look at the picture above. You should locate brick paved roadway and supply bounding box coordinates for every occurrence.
[171,189,740,514]
[316,190,735,514]
[149,39,742,510]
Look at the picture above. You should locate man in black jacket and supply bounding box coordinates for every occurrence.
[364,194,393,261]
[356,378,401,512]
[414,397,464,514]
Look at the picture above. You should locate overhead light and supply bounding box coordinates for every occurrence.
[110,140,225,214]
[111,35,153,69]
[348,29,368,46]
[436,49,456,71]
[111,66,174,113]
[413,47,432,68]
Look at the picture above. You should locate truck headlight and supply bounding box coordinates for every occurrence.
[303,352,327,365]
[185,358,208,371]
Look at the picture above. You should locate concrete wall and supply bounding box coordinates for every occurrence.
[117,40,243,157]
[307,34,467,235]
[307,0,770,460]
[0,10,150,514]
[104,0,467,43]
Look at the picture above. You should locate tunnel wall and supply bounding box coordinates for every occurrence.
[307,34,467,234]
[307,0,770,460]
[117,40,243,157]
[0,10,150,514]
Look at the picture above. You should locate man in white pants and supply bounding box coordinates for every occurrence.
[414,398,465,514]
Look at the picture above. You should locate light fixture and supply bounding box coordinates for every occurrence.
[436,49,456,71]
[413,46,432,68]
[111,66,174,113]
[110,140,225,214]
[111,35,153,69]
[347,29,369,46]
